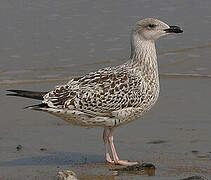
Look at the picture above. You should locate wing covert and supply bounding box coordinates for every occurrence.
[43,65,144,116]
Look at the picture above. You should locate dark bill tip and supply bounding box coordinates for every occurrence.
[164,25,183,33]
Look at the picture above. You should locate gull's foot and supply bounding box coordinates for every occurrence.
[115,160,139,166]
[106,155,114,164]
[106,159,139,166]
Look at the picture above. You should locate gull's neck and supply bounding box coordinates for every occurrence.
[130,32,158,78]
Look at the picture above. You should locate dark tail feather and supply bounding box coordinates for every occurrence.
[24,103,49,111]
[6,90,48,100]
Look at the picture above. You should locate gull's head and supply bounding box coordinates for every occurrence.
[134,18,183,41]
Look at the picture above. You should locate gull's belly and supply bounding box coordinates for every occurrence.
[45,81,160,127]
[47,90,159,128]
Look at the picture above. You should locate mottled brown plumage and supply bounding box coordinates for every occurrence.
[7,18,182,165]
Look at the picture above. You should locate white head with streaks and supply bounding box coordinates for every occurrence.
[134,18,183,41]
[130,18,183,59]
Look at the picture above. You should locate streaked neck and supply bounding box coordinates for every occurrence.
[130,33,156,62]
[130,32,158,77]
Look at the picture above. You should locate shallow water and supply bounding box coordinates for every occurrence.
[0,0,211,179]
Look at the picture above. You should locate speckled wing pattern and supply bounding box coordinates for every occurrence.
[43,63,144,117]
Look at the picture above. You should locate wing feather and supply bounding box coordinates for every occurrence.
[43,65,144,116]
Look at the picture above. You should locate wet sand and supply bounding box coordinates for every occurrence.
[1,76,211,180]
[0,0,211,179]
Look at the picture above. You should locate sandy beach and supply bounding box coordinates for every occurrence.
[0,0,211,179]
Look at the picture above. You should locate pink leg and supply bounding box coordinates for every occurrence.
[107,128,138,166]
[103,128,113,163]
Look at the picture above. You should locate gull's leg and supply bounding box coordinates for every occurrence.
[103,127,113,163]
[108,128,138,166]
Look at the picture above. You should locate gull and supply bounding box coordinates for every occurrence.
[7,18,183,166]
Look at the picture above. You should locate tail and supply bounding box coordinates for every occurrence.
[7,90,50,111]
[24,103,50,111]
[6,90,48,100]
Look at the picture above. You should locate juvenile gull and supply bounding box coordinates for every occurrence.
[7,18,183,166]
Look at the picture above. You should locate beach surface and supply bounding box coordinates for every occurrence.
[0,0,211,179]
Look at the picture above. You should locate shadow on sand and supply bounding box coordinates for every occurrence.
[0,152,104,167]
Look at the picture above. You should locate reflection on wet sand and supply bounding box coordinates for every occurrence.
[159,44,211,56]
[79,174,122,180]
[1,44,211,86]
[160,73,211,79]
[79,167,155,180]
[110,163,155,176]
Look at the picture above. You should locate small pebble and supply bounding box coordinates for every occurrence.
[191,150,199,154]
[16,145,22,151]
[40,148,47,151]
[180,175,208,180]
[197,154,207,158]
[147,140,167,144]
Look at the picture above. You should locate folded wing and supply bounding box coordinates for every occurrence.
[43,66,144,117]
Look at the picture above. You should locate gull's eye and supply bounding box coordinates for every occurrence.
[148,24,156,28]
